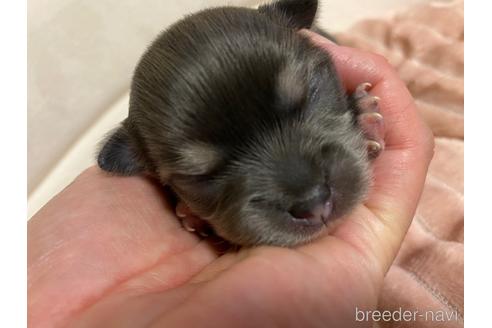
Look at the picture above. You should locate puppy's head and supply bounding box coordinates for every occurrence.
[98,0,370,246]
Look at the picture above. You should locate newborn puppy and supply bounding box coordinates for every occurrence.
[97,0,385,246]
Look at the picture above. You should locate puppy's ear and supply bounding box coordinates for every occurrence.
[259,0,318,29]
[97,122,144,175]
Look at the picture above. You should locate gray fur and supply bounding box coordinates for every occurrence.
[97,0,370,246]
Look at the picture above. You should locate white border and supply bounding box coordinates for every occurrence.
[465,0,492,326]
[0,1,27,327]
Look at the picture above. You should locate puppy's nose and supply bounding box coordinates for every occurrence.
[288,185,333,222]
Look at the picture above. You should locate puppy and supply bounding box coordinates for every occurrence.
[97,0,385,246]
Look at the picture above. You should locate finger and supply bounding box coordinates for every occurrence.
[300,30,434,273]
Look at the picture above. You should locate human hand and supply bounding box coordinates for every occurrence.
[28,32,433,328]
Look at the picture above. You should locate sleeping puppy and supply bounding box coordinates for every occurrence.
[97,0,385,246]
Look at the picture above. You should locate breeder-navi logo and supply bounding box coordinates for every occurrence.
[355,307,461,322]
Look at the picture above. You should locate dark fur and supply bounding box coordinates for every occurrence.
[98,0,370,246]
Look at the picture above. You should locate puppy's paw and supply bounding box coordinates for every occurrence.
[353,82,385,159]
[175,202,213,237]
